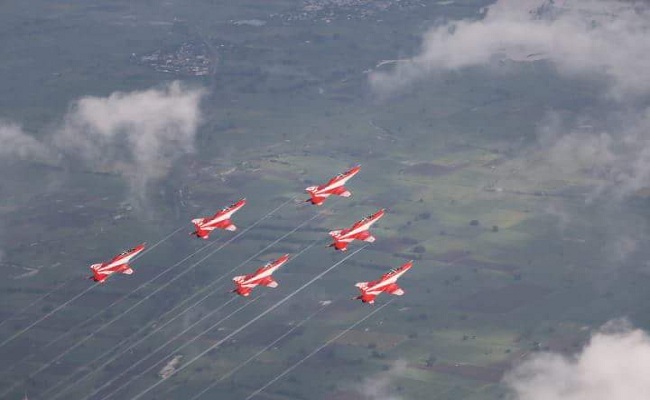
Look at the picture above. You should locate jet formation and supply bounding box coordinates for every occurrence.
[88,165,413,302]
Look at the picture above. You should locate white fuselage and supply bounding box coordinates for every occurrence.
[337,217,380,241]
[94,251,139,273]
[363,270,407,295]
[206,211,231,226]
[238,263,283,287]
[195,207,239,230]
[314,174,354,196]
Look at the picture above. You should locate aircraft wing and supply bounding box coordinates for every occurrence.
[258,276,278,288]
[354,230,375,242]
[329,186,351,197]
[218,219,237,231]
[385,284,404,296]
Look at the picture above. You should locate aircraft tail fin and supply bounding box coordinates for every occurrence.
[309,196,326,206]
[90,267,107,283]
[232,285,251,297]
[194,229,210,239]
[191,220,210,239]
[355,293,375,304]
[233,286,251,297]
[306,186,329,205]
[329,241,348,251]
[306,193,326,206]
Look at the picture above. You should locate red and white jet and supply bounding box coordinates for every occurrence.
[305,165,361,206]
[328,209,385,251]
[191,198,246,239]
[232,254,290,297]
[89,243,146,283]
[354,261,413,304]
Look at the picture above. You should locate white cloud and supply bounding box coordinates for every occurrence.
[505,320,650,400]
[536,108,650,200]
[370,0,650,98]
[0,82,205,202]
[500,110,650,264]
[53,81,205,197]
[0,121,54,162]
[354,360,406,400]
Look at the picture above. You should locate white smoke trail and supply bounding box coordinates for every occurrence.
[245,299,395,399]
[45,211,321,400]
[189,302,332,400]
[129,246,368,400]
[0,198,294,399]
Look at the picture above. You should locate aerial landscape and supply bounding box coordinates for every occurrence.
[1,0,650,399]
